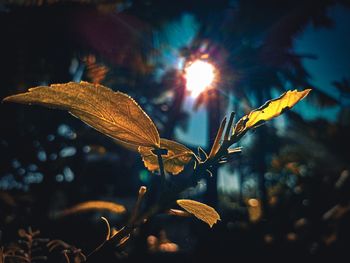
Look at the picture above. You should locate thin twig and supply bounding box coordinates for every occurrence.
[86,115,244,262]
[128,186,147,226]
[155,149,166,190]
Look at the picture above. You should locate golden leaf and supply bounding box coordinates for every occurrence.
[3,81,160,148]
[176,199,220,227]
[234,89,311,134]
[139,138,194,175]
[58,201,126,217]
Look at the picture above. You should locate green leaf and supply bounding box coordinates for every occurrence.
[176,199,220,227]
[3,81,160,148]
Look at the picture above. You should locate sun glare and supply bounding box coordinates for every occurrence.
[184,60,216,98]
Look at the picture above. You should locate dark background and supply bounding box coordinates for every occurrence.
[1,1,350,262]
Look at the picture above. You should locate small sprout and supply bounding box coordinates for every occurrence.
[197,146,208,162]
[129,186,148,225]
[139,186,147,196]
[3,228,48,263]
[47,240,86,263]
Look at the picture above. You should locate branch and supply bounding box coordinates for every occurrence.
[153,148,167,190]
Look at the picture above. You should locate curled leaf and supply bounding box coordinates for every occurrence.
[234,89,311,135]
[197,146,208,162]
[208,116,227,159]
[176,199,220,227]
[139,138,194,175]
[92,217,112,253]
[101,217,111,240]
[3,81,160,148]
[57,201,126,217]
[224,111,235,141]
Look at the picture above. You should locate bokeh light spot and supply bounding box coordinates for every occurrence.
[185,60,216,97]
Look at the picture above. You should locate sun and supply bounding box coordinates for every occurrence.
[184,60,216,98]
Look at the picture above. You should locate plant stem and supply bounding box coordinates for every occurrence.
[128,186,147,226]
[155,149,166,190]
[87,135,240,262]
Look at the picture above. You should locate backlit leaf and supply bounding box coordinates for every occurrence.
[58,201,126,217]
[139,139,194,175]
[234,89,311,135]
[176,199,220,227]
[3,81,160,148]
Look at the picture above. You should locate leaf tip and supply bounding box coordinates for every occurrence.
[176,199,220,228]
[2,94,31,105]
[304,88,312,95]
[2,95,15,103]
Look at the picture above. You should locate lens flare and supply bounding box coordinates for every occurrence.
[184,60,216,97]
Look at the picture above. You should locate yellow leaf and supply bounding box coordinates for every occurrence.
[139,138,194,175]
[234,89,311,134]
[176,199,220,227]
[58,201,126,217]
[3,81,160,148]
